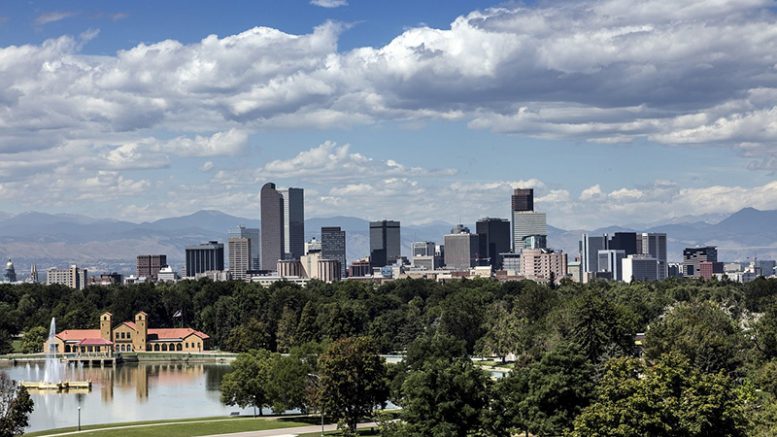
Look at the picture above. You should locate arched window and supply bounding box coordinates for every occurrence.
[176,343,182,351]
[154,344,160,351]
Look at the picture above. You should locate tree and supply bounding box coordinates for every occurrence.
[0,373,34,437]
[476,302,520,363]
[222,318,271,353]
[645,301,743,373]
[19,326,48,354]
[495,343,594,436]
[754,304,777,361]
[294,301,319,345]
[275,306,298,353]
[398,357,490,437]
[220,349,275,415]
[266,353,313,414]
[571,353,748,436]
[318,337,388,432]
[568,289,636,363]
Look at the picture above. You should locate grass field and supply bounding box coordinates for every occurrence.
[12,340,22,353]
[26,416,311,437]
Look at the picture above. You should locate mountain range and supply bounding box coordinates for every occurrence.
[1,208,776,275]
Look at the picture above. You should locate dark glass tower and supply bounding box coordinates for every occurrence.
[369,220,400,268]
[185,241,224,277]
[321,226,347,277]
[280,187,305,260]
[511,188,534,212]
[260,182,284,271]
[476,218,511,269]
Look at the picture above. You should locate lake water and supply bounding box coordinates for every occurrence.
[1,362,263,433]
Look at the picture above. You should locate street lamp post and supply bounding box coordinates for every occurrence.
[77,406,81,431]
[308,373,324,437]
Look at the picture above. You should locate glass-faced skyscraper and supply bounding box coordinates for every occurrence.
[321,226,347,278]
[280,188,305,260]
[260,182,285,271]
[511,188,547,251]
[369,220,400,267]
[476,218,511,269]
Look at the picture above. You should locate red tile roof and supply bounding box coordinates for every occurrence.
[148,328,210,340]
[118,321,138,331]
[56,329,102,341]
[79,338,113,346]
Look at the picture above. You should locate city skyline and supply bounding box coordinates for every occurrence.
[0,1,776,229]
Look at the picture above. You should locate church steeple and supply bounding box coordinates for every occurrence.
[29,263,38,284]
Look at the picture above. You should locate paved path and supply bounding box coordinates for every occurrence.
[203,421,378,437]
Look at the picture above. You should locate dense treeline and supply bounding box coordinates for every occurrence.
[4,276,777,434]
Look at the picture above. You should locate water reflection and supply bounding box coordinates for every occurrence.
[1,362,255,432]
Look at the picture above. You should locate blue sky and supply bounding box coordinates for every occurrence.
[0,0,776,229]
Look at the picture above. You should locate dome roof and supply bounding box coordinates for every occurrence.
[5,258,13,270]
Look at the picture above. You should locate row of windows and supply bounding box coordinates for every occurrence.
[115,331,131,340]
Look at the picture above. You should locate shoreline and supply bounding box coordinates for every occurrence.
[0,351,238,365]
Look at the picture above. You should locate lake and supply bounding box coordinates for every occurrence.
[1,361,262,433]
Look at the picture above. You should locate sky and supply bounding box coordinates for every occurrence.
[1,0,777,230]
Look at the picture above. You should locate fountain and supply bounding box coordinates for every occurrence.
[42,318,62,384]
[20,317,92,393]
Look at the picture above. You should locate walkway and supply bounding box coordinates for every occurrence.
[203,421,378,437]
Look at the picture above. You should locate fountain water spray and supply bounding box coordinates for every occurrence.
[42,317,62,383]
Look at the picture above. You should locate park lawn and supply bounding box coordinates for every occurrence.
[12,339,22,353]
[26,417,310,437]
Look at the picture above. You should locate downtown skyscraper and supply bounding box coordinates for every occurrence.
[280,187,305,260]
[321,226,347,278]
[511,188,547,251]
[370,220,401,268]
[260,182,285,271]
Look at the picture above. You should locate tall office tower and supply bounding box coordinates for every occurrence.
[46,265,87,290]
[608,232,638,255]
[136,255,167,281]
[412,241,437,257]
[580,234,607,277]
[519,248,567,283]
[228,226,260,270]
[639,233,668,261]
[321,226,347,277]
[683,246,719,277]
[512,211,547,250]
[228,237,251,280]
[476,218,511,269]
[512,188,534,212]
[279,187,305,260]
[622,255,660,283]
[261,182,285,270]
[511,188,545,251]
[185,241,225,277]
[444,225,480,271]
[639,232,668,279]
[598,249,626,281]
[369,220,401,268]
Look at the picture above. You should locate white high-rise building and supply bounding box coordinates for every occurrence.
[512,211,547,251]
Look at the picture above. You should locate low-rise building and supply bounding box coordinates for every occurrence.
[45,312,209,354]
